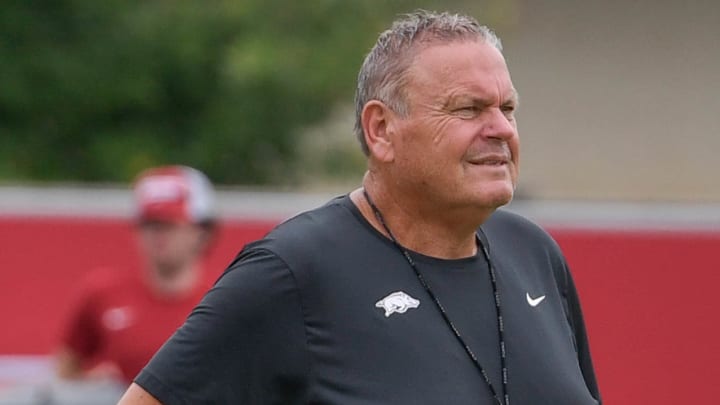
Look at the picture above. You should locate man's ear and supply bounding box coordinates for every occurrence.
[361,100,395,163]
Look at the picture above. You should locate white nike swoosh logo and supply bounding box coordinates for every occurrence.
[526,293,546,307]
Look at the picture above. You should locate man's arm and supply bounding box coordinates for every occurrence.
[128,248,309,403]
[117,383,163,405]
[55,346,124,381]
[55,346,83,379]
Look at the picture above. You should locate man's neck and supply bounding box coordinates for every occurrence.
[351,185,492,260]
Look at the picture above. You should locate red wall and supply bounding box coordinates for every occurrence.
[0,216,272,354]
[1,216,718,404]
[550,228,720,404]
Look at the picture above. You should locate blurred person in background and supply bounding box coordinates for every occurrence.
[119,10,601,405]
[54,165,218,385]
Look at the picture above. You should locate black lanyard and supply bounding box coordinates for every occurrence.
[363,190,509,405]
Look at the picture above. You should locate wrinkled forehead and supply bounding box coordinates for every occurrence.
[404,39,515,100]
[410,38,508,75]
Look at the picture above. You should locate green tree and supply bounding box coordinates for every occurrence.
[0,0,513,185]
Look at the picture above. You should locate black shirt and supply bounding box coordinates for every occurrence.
[136,195,601,404]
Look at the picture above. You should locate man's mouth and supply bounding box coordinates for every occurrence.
[467,154,509,166]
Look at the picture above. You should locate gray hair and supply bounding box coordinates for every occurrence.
[354,10,503,156]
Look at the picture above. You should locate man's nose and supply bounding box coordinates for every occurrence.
[481,107,516,140]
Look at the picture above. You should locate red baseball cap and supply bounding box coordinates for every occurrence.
[132,165,216,224]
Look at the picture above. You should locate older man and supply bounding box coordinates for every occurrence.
[118,10,601,405]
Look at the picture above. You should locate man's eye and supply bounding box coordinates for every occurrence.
[453,106,478,117]
[501,105,516,118]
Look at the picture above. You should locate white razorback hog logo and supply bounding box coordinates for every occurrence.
[376,291,420,317]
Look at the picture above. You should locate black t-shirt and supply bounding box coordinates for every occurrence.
[135,195,601,404]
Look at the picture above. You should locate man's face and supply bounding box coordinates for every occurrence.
[136,221,207,277]
[388,39,519,211]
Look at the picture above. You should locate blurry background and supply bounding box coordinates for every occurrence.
[2,0,718,200]
[1,0,718,404]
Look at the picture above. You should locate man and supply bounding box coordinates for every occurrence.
[56,165,218,385]
[119,10,601,405]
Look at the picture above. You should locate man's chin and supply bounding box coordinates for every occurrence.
[478,185,514,210]
[152,262,183,278]
[490,193,514,208]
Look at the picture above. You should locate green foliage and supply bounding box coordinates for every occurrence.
[0,0,512,185]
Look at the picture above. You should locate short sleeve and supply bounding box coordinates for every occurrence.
[554,258,602,404]
[134,248,310,405]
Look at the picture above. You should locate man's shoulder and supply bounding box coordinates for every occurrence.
[66,267,142,318]
[218,195,362,288]
[78,267,138,295]
[484,208,546,234]
[243,194,358,258]
[483,209,570,287]
[482,208,560,251]
[272,195,352,238]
